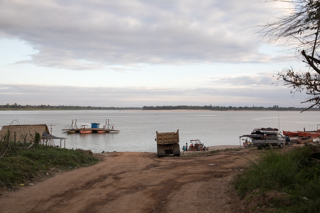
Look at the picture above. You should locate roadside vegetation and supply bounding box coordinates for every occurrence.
[0,133,98,189]
[181,150,219,157]
[233,146,320,212]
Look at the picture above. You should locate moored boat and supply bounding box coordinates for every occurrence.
[80,125,92,134]
[297,131,320,137]
[283,130,298,137]
[80,130,92,134]
[97,130,106,133]
[67,130,76,134]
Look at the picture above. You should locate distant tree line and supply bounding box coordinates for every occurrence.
[0,103,141,110]
[142,105,320,111]
[1,103,319,111]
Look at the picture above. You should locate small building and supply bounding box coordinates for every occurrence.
[0,124,66,147]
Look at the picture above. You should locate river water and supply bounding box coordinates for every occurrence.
[0,110,319,153]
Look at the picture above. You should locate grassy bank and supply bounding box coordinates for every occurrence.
[233,146,320,212]
[0,142,98,189]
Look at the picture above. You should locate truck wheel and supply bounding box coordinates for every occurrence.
[279,143,283,149]
[157,145,166,157]
[173,144,180,156]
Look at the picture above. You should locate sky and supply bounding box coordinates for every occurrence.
[0,0,311,107]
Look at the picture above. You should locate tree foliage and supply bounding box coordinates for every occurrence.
[263,0,320,111]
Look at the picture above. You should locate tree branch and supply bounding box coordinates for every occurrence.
[301,50,320,74]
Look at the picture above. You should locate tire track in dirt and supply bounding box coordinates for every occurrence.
[0,149,265,213]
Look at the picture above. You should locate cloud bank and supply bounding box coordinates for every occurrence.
[0,82,307,107]
[0,0,277,69]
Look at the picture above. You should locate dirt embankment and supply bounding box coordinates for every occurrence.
[0,146,294,213]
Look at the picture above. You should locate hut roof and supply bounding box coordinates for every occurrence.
[0,124,65,142]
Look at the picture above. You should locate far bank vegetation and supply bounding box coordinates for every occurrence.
[1,103,318,111]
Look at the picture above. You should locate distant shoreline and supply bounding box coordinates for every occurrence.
[0,109,314,112]
[0,104,316,111]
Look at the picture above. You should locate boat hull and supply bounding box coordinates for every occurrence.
[298,131,320,137]
[283,131,298,137]
[80,130,92,134]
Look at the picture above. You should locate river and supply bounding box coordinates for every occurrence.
[0,110,319,153]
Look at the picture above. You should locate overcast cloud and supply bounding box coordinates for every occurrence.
[0,0,305,107]
[0,0,278,69]
[0,83,307,107]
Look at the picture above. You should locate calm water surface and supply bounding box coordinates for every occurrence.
[0,110,319,153]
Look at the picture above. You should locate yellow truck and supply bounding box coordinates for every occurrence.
[155,129,180,157]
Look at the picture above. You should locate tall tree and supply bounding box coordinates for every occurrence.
[263,0,320,111]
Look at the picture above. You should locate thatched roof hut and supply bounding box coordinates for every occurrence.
[0,124,58,142]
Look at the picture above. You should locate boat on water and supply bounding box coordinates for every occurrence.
[67,130,76,134]
[80,130,92,134]
[62,119,79,133]
[80,125,92,134]
[282,130,298,137]
[62,119,120,134]
[297,131,320,137]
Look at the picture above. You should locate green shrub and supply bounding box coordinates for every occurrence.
[34,132,40,147]
[0,143,98,189]
[233,146,320,212]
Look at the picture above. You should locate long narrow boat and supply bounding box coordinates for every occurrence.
[283,131,298,137]
[97,130,106,133]
[298,131,320,137]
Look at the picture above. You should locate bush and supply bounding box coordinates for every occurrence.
[0,143,98,189]
[233,146,320,212]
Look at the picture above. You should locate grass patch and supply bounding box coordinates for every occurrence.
[226,148,242,151]
[0,142,98,189]
[181,150,219,157]
[233,146,320,212]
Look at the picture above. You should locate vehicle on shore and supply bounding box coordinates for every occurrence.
[187,139,206,151]
[240,128,285,149]
[252,128,285,149]
[155,130,180,157]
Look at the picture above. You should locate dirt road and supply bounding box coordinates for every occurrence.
[0,148,267,213]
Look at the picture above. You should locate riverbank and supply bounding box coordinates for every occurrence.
[0,145,299,213]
